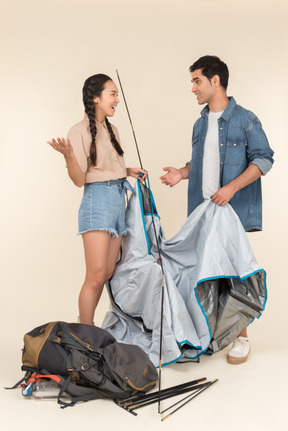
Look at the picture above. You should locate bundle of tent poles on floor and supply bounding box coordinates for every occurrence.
[114,376,218,420]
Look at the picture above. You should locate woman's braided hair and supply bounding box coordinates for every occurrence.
[82,74,124,166]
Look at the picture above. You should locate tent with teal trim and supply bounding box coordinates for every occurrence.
[102,178,267,367]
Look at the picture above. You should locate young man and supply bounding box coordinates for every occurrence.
[160,55,274,364]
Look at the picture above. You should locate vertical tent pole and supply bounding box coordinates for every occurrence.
[116,70,165,412]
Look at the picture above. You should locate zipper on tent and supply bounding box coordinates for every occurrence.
[227,287,263,313]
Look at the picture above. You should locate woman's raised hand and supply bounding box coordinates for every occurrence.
[47,137,74,158]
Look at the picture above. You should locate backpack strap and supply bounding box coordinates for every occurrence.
[53,342,100,408]
[4,367,60,391]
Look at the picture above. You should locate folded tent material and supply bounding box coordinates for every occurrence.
[102,179,267,366]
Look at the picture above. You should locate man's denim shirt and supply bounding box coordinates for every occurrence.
[187,97,274,232]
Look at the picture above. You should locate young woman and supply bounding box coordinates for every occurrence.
[48,74,146,325]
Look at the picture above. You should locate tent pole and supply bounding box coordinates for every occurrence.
[116,70,166,413]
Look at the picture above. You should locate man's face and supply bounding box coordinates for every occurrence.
[191,69,215,105]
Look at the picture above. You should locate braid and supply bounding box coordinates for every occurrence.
[83,78,99,166]
[105,118,124,156]
[86,99,97,166]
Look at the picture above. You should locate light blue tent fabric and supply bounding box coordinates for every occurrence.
[102,179,267,367]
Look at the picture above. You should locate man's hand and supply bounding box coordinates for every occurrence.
[160,164,190,187]
[211,164,262,206]
[211,183,238,206]
[160,167,182,187]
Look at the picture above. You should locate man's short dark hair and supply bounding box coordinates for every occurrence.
[189,55,229,90]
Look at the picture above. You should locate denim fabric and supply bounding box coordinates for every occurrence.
[187,97,274,232]
[78,178,133,237]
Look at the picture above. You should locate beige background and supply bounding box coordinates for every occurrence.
[1,1,288,430]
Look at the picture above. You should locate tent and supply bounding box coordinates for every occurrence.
[102,179,267,367]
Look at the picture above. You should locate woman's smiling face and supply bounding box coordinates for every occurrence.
[94,80,119,122]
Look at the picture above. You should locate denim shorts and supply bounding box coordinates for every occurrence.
[78,179,133,237]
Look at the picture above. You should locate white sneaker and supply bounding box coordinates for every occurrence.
[227,336,251,364]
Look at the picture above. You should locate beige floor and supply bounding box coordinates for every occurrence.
[1,305,287,431]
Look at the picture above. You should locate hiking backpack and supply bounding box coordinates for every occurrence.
[18,321,158,407]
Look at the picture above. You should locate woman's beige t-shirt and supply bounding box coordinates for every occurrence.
[67,114,127,183]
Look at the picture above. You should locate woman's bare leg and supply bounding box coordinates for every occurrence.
[78,231,122,325]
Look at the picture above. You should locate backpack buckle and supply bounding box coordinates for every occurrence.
[81,363,89,371]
